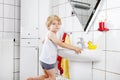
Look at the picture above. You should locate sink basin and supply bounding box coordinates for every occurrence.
[57,48,102,62]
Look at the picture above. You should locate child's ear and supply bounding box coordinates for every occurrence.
[48,26,50,30]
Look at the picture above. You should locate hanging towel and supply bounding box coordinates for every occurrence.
[61,58,70,79]
[62,32,67,42]
[57,32,71,79]
[61,33,71,79]
[57,55,63,75]
[64,34,71,45]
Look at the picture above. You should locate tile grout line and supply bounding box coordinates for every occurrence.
[2,0,4,38]
[13,0,16,79]
[0,2,20,7]
[0,17,20,20]
[93,68,120,76]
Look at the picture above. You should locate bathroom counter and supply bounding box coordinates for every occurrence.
[57,48,102,62]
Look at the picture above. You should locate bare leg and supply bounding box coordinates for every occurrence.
[26,70,49,80]
[44,68,56,80]
[37,70,49,80]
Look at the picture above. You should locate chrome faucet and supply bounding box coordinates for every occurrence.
[77,37,86,49]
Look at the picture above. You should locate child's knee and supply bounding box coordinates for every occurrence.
[43,75,49,78]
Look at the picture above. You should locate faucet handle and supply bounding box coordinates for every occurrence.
[77,37,86,49]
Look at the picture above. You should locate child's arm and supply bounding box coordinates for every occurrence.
[48,32,82,53]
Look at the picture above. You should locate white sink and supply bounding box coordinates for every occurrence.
[57,48,102,62]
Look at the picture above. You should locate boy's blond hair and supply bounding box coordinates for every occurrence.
[46,15,61,30]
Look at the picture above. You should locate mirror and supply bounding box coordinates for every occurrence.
[70,0,103,32]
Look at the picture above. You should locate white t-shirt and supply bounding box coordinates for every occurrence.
[39,31,57,64]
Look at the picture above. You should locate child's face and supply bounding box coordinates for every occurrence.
[49,20,61,33]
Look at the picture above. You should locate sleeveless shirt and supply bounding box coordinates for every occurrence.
[39,32,57,64]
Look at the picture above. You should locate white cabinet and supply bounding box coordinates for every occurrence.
[20,0,50,79]
[20,0,39,79]
[0,39,14,80]
[21,27,39,38]
[21,0,39,38]
[20,47,39,80]
[21,39,39,47]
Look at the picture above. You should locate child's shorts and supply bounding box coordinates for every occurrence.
[40,61,56,70]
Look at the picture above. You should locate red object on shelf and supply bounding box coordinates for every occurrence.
[98,21,109,31]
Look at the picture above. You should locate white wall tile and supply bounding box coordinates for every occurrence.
[0,4,3,17]
[107,8,120,29]
[15,20,20,32]
[0,39,14,80]
[93,51,105,70]
[93,31,105,50]
[15,6,20,19]
[59,4,66,18]
[106,51,120,74]
[4,0,14,5]
[61,18,66,28]
[100,0,107,10]
[51,0,58,6]
[106,30,120,51]
[52,7,59,15]
[3,32,14,39]
[72,16,83,32]
[64,17,73,32]
[15,0,20,6]
[4,5,14,18]
[93,69,105,80]
[4,19,14,31]
[66,2,73,17]
[59,0,66,4]
[72,26,83,32]
[0,0,3,3]
[106,72,120,80]
[0,18,3,31]
[107,0,120,9]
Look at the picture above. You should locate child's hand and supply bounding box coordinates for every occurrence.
[74,47,83,54]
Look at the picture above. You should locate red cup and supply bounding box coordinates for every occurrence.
[98,21,109,31]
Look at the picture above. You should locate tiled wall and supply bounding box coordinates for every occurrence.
[0,0,20,80]
[51,0,120,80]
